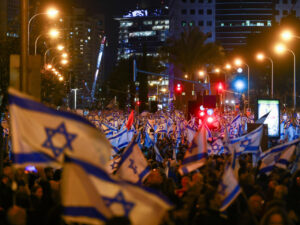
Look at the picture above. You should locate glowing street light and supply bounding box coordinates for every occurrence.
[274,43,286,54]
[161,88,167,93]
[234,58,242,66]
[215,68,220,73]
[281,30,293,41]
[184,74,188,79]
[46,64,52,70]
[61,53,68,58]
[199,71,205,77]
[57,45,64,51]
[225,64,231,70]
[34,28,60,55]
[59,76,64,81]
[46,8,59,18]
[61,59,68,65]
[49,29,60,38]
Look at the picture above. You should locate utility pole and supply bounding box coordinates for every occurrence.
[21,0,29,92]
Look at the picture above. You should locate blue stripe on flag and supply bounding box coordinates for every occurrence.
[221,185,240,209]
[117,141,135,168]
[12,152,56,164]
[277,159,289,166]
[64,207,108,221]
[9,94,94,127]
[182,153,207,165]
[65,156,172,205]
[139,166,151,181]
[259,165,274,174]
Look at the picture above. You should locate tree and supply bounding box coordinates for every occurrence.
[160,27,225,79]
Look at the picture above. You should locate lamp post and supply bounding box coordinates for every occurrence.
[199,70,211,94]
[28,8,58,54]
[256,53,274,98]
[71,88,79,110]
[235,59,250,108]
[44,45,64,65]
[275,44,296,110]
[34,29,59,55]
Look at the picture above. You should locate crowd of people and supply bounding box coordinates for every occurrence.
[0,108,300,225]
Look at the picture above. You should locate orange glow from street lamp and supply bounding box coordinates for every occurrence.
[199,71,205,77]
[61,59,68,65]
[215,68,220,73]
[49,29,59,38]
[274,43,286,54]
[234,58,242,66]
[59,76,64,81]
[256,53,265,61]
[225,64,231,70]
[61,53,68,58]
[57,45,64,51]
[46,64,52,70]
[281,30,293,41]
[47,8,59,18]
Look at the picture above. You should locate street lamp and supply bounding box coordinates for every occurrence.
[256,53,274,98]
[198,70,211,94]
[281,30,300,41]
[34,29,60,55]
[225,64,232,70]
[215,68,220,73]
[60,59,68,65]
[61,53,68,58]
[44,44,64,65]
[234,58,250,108]
[274,43,297,110]
[28,8,59,53]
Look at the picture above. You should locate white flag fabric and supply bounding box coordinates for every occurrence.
[62,162,112,225]
[8,88,111,167]
[275,145,296,169]
[230,125,263,154]
[178,125,208,175]
[259,139,300,175]
[116,140,150,183]
[218,165,241,211]
[64,156,172,225]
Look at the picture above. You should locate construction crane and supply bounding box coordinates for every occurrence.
[91,36,106,102]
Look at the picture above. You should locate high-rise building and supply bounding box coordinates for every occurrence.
[275,0,300,22]
[0,0,20,40]
[65,8,105,99]
[115,7,169,61]
[169,0,216,42]
[215,0,274,51]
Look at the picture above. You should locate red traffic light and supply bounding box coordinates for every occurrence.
[207,116,214,123]
[217,82,224,91]
[199,111,205,117]
[136,101,141,106]
[175,83,182,93]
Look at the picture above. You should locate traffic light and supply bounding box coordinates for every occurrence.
[136,101,141,106]
[175,83,182,94]
[207,116,214,124]
[217,82,224,93]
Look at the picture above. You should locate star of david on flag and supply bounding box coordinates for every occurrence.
[63,156,172,225]
[9,88,111,167]
[179,125,208,175]
[218,165,241,211]
[116,139,150,183]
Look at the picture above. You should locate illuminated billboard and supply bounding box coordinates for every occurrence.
[257,99,280,138]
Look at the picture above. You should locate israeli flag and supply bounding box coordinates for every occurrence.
[229,114,242,138]
[259,139,300,175]
[116,140,150,183]
[275,145,296,169]
[218,165,241,211]
[154,145,164,163]
[207,138,224,155]
[9,89,111,168]
[117,128,135,149]
[63,156,172,225]
[155,123,167,134]
[230,125,263,154]
[186,125,196,144]
[62,161,112,224]
[178,125,208,175]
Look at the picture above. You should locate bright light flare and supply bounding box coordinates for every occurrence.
[61,59,68,65]
[59,76,64,81]
[225,64,231,70]
[49,29,59,38]
[274,43,286,54]
[235,80,245,91]
[46,64,52,70]
[281,30,293,41]
[47,8,59,18]
[256,53,265,61]
[207,116,214,123]
[57,45,64,51]
[61,53,68,58]
[234,58,242,66]
[199,71,205,77]
[215,68,220,73]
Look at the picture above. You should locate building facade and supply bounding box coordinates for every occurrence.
[0,0,20,40]
[115,8,169,61]
[65,8,105,103]
[169,0,216,42]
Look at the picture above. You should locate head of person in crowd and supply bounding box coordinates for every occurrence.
[44,167,54,181]
[31,185,43,200]
[6,205,27,225]
[260,207,293,225]
[273,185,288,201]
[248,193,265,218]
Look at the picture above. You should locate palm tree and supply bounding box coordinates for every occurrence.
[161,27,225,79]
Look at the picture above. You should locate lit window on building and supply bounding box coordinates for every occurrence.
[88,28,91,32]
[221,23,224,27]
[165,20,169,24]
[129,31,156,37]
[267,21,272,26]
[88,36,91,40]
[120,21,133,27]
[189,21,195,27]
[257,22,264,26]
[182,21,187,27]
[246,20,250,26]
[143,21,153,25]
